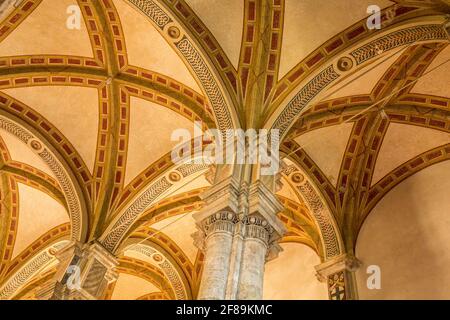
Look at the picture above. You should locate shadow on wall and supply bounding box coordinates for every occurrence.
[355,161,450,299]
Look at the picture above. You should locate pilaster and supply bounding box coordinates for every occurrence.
[36,241,118,300]
[315,254,361,300]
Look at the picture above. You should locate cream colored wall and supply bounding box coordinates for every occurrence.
[111,273,159,300]
[280,0,393,77]
[13,183,69,258]
[0,0,93,57]
[114,0,201,92]
[185,0,244,68]
[125,97,197,185]
[372,124,450,185]
[0,129,56,178]
[327,49,404,100]
[151,213,198,264]
[263,243,328,300]
[3,86,99,172]
[295,123,353,186]
[356,161,450,299]
[412,46,450,98]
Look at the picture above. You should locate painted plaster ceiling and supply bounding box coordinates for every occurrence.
[0,0,449,300]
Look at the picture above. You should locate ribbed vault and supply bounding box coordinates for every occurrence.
[0,0,449,300]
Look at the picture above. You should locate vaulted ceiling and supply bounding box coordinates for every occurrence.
[0,0,449,300]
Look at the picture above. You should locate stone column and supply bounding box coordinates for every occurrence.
[195,211,236,300]
[315,254,361,300]
[193,175,285,300]
[237,215,281,300]
[36,241,118,300]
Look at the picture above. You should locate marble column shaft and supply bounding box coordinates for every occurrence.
[195,205,284,300]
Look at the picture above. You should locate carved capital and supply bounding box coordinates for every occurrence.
[203,211,239,236]
[242,214,273,245]
[191,230,206,251]
[266,242,283,262]
[315,254,361,282]
[47,241,118,300]
[315,254,361,300]
[192,211,239,250]
[194,177,287,257]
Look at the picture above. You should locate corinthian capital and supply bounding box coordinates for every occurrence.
[202,211,239,236]
[315,254,361,282]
